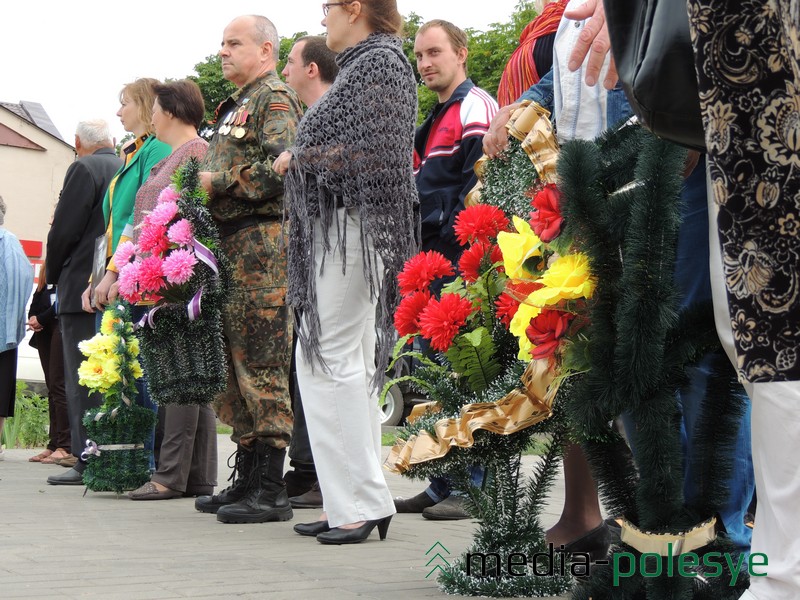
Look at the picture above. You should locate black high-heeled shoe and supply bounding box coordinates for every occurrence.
[562,522,612,577]
[293,520,330,537]
[316,515,392,545]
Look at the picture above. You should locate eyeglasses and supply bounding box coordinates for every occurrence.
[322,1,352,16]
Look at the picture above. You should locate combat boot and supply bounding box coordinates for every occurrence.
[195,444,256,514]
[216,443,293,524]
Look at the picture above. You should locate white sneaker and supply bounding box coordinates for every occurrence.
[0,446,5,461]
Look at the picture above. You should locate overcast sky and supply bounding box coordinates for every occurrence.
[1,0,523,145]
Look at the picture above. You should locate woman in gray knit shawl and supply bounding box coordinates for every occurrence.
[275,0,418,544]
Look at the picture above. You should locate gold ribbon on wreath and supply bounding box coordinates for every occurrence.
[383,359,558,474]
[466,100,560,207]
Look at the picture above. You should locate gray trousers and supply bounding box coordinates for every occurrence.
[151,404,217,493]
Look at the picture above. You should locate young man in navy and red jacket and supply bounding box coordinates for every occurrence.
[396,19,498,521]
[413,19,499,265]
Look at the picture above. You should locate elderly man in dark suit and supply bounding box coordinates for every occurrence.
[45,120,122,485]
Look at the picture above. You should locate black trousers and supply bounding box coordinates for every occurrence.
[60,313,102,462]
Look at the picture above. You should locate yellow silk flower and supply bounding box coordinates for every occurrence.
[100,310,122,335]
[497,216,543,281]
[527,253,595,306]
[509,300,541,361]
[78,356,121,392]
[78,333,121,358]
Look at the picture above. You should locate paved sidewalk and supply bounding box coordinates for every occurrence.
[1,436,570,599]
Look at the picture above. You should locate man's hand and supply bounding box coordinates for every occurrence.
[92,270,118,310]
[272,151,293,176]
[81,284,95,313]
[199,171,213,195]
[565,0,618,89]
[483,104,518,159]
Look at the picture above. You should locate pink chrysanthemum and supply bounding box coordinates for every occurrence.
[397,250,454,295]
[113,240,137,267]
[138,223,170,256]
[453,204,510,246]
[418,293,475,352]
[167,219,194,246]
[458,241,504,283]
[157,186,180,204]
[162,248,198,285]
[394,290,432,336]
[117,260,141,303]
[148,202,179,228]
[137,255,165,294]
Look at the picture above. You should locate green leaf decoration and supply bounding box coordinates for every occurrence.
[445,327,502,394]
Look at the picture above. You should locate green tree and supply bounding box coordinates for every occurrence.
[188,54,236,126]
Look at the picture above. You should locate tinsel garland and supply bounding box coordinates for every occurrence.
[135,158,232,405]
[559,125,748,599]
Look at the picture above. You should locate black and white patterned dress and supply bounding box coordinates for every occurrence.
[688,0,800,382]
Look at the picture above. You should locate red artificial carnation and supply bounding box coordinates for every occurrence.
[453,204,510,246]
[458,241,504,282]
[418,293,476,352]
[525,309,575,360]
[494,281,543,327]
[394,290,432,336]
[529,183,564,243]
[397,250,455,295]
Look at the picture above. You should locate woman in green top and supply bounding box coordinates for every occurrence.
[81,78,171,311]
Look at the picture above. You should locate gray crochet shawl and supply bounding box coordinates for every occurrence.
[285,33,419,383]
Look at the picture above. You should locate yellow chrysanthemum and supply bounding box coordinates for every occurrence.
[100,311,122,335]
[509,299,541,361]
[130,360,143,380]
[497,216,543,281]
[126,337,140,358]
[527,253,595,306]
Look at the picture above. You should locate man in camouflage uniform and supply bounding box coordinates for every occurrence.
[194,14,302,524]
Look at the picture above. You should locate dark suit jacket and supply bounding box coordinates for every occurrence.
[46,147,123,314]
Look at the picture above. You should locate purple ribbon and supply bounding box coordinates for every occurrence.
[192,239,219,275]
[135,306,162,329]
[187,286,204,321]
[81,439,101,461]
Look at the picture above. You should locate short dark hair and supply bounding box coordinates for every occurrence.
[153,80,206,129]
[296,36,340,85]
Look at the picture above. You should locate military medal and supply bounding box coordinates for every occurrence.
[220,111,234,135]
[233,107,248,138]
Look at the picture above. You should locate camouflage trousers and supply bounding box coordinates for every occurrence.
[213,219,293,450]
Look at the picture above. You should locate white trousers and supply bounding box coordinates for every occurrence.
[708,181,800,599]
[295,209,396,528]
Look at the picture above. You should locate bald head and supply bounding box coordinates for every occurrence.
[220,15,279,87]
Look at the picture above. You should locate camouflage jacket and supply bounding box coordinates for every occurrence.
[203,71,302,222]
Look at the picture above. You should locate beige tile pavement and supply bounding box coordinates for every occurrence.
[1,435,571,599]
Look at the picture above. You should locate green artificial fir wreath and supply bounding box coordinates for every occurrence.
[115,158,232,405]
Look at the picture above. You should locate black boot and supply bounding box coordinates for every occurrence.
[195,444,256,514]
[216,444,293,524]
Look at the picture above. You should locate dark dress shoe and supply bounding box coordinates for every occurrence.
[316,516,392,545]
[47,467,83,485]
[394,491,436,513]
[128,482,183,500]
[422,495,470,520]
[289,482,323,508]
[293,520,330,536]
